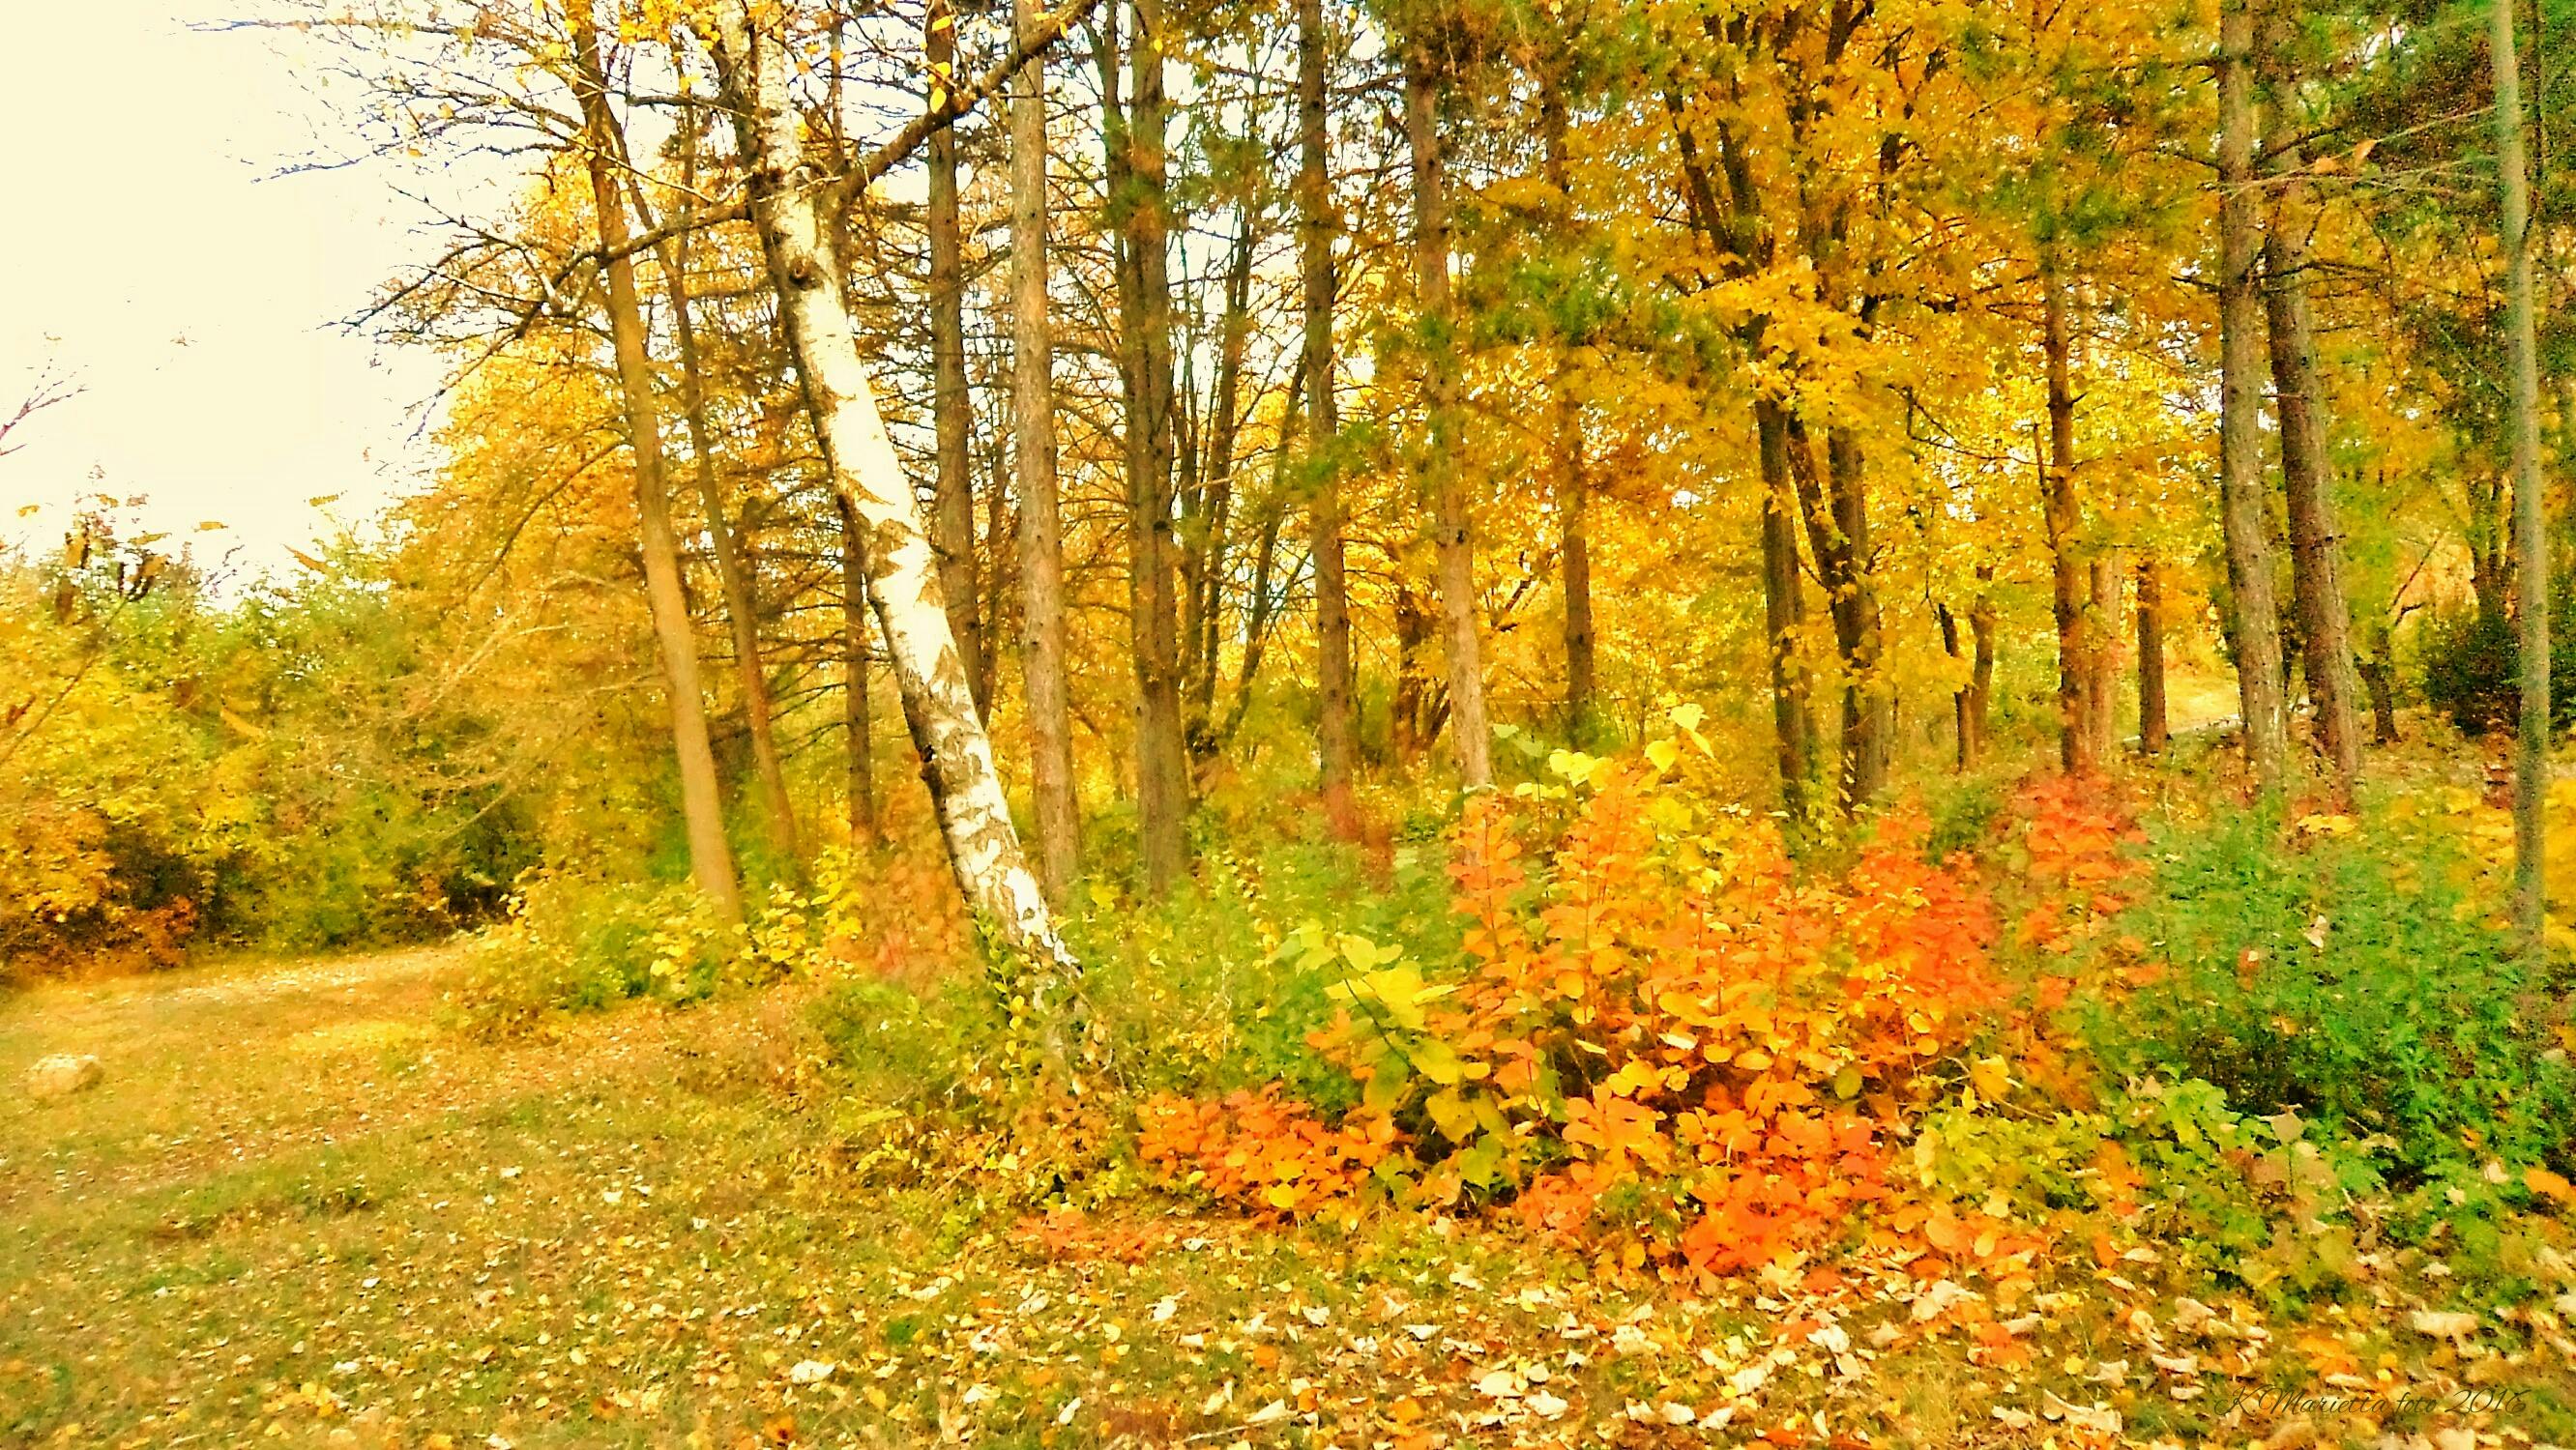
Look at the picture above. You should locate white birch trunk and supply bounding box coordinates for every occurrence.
[711,3,1077,987]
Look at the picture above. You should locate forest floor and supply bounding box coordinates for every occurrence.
[2,945,2567,1449]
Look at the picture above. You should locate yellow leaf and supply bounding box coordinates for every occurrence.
[1969,1056,2010,1100]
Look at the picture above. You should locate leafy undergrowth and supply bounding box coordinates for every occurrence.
[10,731,2576,1447]
[6,946,2572,1450]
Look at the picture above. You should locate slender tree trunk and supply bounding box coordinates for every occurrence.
[1121,0,1189,892]
[2040,258,2099,776]
[1783,420,1884,811]
[1391,585,1445,764]
[2471,473,2512,624]
[2357,630,2400,744]
[983,432,1010,712]
[1302,0,1358,834]
[1186,207,1256,762]
[569,12,741,925]
[1941,567,1997,771]
[2218,0,2290,790]
[1541,72,1595,745]
[926,0,987,721]
[1222,361,1303,746]
[2495,0,2551,956]
[838,498,881,844]
[1827,430,1886,807]
[1011,0,1078,902]
[713,2,1076,982]
[1969,571,1996,766]
[2259,95,2363,802]
[2138,557,2169,755]
[1939,602,1967,770]
[1403,43,1491,790]
[653,188,800,859]
[1755,399,1813,817]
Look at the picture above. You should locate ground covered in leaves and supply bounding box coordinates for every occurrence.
[1,941,2570,1449]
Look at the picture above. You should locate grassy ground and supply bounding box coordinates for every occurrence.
[3,947,2569,1449]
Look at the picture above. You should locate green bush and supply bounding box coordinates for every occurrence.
[455,869,725,1035]
[2418,585,2576,736]
[2090,809,2576,1180]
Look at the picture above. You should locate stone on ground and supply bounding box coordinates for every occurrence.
[25,1053,102,1101]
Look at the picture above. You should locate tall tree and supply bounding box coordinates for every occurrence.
[1404,37,1492,790]
[2493,0,2550,956]
[1301,0,1359,834]
[1012,0,1080,902]
[2216,0,2290,790]
[711,0,1078,984]
[1182,201,1258,764]
[644,164,800,859]
[568,7,742,924]
[927,0,988,720]
[1106,0,1191,890]
[2137,557,2169,755]
[2259,22,2363,805]
[1540,64,1595,745]
[2040,255,2101,776]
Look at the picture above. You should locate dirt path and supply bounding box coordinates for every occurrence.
[0,944,712,1217]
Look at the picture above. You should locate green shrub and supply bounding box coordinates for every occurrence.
[455,869,725,1035]
[2091,809,2576,1180]
[2418,586,2576,736]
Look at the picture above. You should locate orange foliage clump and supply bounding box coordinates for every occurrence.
[1135,740,2156,1282]
[2008,774,2149,951]
[1137,1087,1394,1220]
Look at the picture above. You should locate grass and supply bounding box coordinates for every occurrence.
[3,947,2570,1448]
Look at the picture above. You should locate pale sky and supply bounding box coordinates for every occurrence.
[0,1,442,580]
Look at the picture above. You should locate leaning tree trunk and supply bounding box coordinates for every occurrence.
[1403,42,1491,790]
[926,0,988,720]
[1299,0,1359,835]
[713,2,1076,984]
[2494,0,2551,959]
[1011,0,1079,902]
[569,10,741,925]
[2217,0,2290,791]
[654,192,800,859]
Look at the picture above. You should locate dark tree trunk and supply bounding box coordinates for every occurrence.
[2217,0,2290,787]
[926,0,987,720]
[1298,0,1357,836]
[2137,557,2169,756]
[2258,43,2362,804]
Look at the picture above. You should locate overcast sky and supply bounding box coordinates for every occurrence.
[0,0,443,579]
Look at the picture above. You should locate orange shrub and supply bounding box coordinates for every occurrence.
[1137,1086,1394,1220]
[1132,718,2020,1280]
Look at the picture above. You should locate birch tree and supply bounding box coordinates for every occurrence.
[708,0,1078,984]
